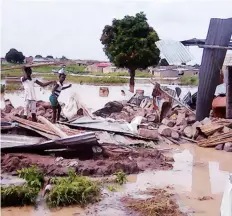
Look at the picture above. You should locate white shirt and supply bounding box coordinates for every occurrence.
[58,68,65,74]
[21,77,36,101]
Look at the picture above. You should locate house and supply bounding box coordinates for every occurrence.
[32,58,54,63]
[150,66,198,78]
[85,62,111,73]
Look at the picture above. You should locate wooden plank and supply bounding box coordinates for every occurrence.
[38,116,68,138]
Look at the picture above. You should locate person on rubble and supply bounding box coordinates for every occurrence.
[49,73,72,123]
[21,66,56,122]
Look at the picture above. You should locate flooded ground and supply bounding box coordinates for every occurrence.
[1,83,229,216]
[2,144,231,216]
[1,83,197,111]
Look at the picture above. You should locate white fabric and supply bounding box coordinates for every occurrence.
[58,68,65,74]
[220,174,232,216]
[63,92,79,119]
[21,77,36,101]
[24,100,36,115]
[44,184,52,192]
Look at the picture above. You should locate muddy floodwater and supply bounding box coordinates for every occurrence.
[2,144,231,216]
[1,83,197,111]
[1,83,229,216]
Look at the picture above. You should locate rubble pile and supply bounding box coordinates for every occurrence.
[1,100,64,122]
[93,98,232,152]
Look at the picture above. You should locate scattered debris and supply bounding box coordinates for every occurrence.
[122,188,187,216]
[197,196,214,201]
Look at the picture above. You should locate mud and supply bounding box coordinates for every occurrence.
[122,188,187,216]
[1,148,172,177]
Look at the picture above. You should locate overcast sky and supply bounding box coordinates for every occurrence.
[1,0,232,64]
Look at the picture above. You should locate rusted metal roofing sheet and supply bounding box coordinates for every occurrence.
[155,40,194,65]
[1,132,98,152]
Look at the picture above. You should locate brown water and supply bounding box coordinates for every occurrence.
[2,144,231,216]
[1,83,197,111]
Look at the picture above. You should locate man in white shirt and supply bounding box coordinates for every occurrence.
[21,67,56,122]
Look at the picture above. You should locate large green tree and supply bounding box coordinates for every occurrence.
[100,12,160,92]
[5,48,25,64]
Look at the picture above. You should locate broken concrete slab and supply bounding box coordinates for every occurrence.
[161,118,175,127]
[171,131,179,140]
[224,142,232,152]
[184,126,193,138]
[158,125,172,137]
[138,128,158,140]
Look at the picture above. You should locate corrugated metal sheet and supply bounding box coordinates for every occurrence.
[155,40,194,65]
[196,18,232,120]
[1,132,97,151]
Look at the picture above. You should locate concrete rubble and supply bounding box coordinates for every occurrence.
[1,84,231,164]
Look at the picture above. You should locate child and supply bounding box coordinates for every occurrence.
[21,66,55,122]
[49,73,71,123]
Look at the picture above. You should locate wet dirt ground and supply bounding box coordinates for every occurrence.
[2,144,231,216]
[1,148,172,176]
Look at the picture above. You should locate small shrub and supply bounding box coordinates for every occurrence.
[114,171,127,185]
[1,185,39,207]
[180,76,198,85]
[17,165,45,189]
[47,168,100,207]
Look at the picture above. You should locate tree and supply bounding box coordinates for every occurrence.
[100,12,160,92]
[46,55,53,59]
[35,55,43,58]
[61,56,68,60]
[5,48,25,64]
[160,59,169,66]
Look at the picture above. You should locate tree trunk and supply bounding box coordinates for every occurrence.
[129,68,135,93]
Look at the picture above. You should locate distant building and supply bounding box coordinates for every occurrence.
[150,65,198,78]
[32,58,54,63]
[1,58,8,64]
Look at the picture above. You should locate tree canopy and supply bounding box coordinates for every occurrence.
[100,12,160,92]
[46,55,53,59]
[5,49,25,64]
[35,55,43,58]
[160,59,169,66]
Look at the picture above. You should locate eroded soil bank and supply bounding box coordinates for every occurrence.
[1,148,173,177]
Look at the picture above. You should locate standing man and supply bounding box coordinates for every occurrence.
[21,66,55,122]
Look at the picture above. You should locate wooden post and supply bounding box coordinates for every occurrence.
[226,66,232,119]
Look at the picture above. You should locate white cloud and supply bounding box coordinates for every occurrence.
[1,0,232,64]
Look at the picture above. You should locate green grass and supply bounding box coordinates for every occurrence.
[180,75,198,85]
[46,169,100,208]
[90,71,152,78]
[5,83,22,91]
[42,74,128,85]
[1,185,39,207]
[17,165,45,189]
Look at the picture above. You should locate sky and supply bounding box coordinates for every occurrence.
[1,0,232,64]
